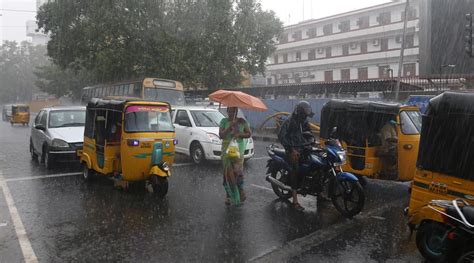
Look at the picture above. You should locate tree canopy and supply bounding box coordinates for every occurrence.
[37,0,282,92]
[0,41,50,103]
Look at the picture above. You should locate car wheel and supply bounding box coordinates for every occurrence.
[30,140,38,161]
[43,147,54,169]
[190,142,205,164]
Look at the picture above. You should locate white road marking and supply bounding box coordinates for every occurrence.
[250,183,273,191]
[0,171,38,263]
[249,156,269,161]
[172,163,194,167]
[4,172,83,182]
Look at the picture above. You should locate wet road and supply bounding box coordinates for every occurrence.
[0,119,423,262]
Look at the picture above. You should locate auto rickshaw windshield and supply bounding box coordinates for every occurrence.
[124,105,174,132]
[17,106,29,113]
[400,110,422,135]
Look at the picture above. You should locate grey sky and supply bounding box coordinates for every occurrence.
[0,0,389,42]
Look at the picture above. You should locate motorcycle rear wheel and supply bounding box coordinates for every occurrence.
[270,169,292,199]
[331,179,365,219]
[416,221,449,262]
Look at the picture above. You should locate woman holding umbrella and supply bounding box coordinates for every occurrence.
[219,107,251,205]
[210,90,267,206]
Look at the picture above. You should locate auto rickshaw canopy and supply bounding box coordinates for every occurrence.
[320,100,400,146]
[11,104,29,113]
[417,91,474,181]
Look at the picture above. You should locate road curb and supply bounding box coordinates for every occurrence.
[249,198,405,262]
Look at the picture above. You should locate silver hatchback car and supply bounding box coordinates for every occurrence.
[30,106,86,169]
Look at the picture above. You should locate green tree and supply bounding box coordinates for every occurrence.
[0,41,50,103]
[37,0,282,92]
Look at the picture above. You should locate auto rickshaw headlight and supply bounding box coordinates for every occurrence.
[127,139,140,146]
[51,139,70,148]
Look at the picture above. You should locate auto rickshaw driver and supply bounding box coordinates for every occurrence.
[377,118,398,179]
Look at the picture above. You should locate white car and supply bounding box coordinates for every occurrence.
[30,106,86,169]
[171,106,255,164]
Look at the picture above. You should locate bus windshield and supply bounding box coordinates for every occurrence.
[124,105,174,132]
[144,88,185,106]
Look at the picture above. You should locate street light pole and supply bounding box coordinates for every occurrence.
[395,0,410,101]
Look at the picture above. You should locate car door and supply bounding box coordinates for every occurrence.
[174,109,193,153]
[36,110,49,154]
[32,110,44,152]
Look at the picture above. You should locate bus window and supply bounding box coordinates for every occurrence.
[128,84,134,96]
[121,85,126,96]
[133,83,142,97]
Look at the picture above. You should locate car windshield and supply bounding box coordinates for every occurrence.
[124,105,174,132]
[190,110,225,127]
[48,110,86,128]
[144,88,185,106]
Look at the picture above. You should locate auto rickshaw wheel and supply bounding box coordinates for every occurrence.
[416,221,450,262]
[150,175,168,198]
[82,163,94,181]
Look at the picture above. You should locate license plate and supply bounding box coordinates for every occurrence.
[429,181,448,194]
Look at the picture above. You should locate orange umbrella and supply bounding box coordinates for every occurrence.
[208,90,268,112]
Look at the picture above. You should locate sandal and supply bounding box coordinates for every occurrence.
[240,190,246,202]
[225,198,231,205]
[293,202,305,211]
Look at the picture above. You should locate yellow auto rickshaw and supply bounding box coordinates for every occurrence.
[320,100,421,181]
[10,104,30,126]
[78,98,176,197]
[407,91,474,261]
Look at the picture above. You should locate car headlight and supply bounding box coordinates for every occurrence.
[248,138,253,144]
[207,133,221,144]
[51,139,70,148]
[335,151,347,166]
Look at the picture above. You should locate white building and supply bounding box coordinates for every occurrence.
[266,0,420,85]
[26,0,51,45]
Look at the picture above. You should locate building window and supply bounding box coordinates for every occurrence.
[292,30,302,41]
[295,73,301,83]
[357,16,370,29]
[283,53,288,63]
[377,12,391,25]
[279,33,288,44]
[307,28,317,38]
[341,69,351,81]
[267,78,272,85]
[273,55,278,64]
[360,41,368,54]
[325,47,332,58]
[358,67,368,80]
[405,34,415,48]
[402,7,417,21]
[339,20,350,32]
[308,49,316,60]
[342,44,349,56]
[381,38,389,51]
[403,63,416,77]
[324,70,333,82]
[378,65,391,78]
[296,51,301,61]
[323,24,333,35]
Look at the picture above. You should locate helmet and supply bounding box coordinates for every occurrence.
[294,101,314,118]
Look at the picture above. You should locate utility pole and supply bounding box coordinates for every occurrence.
[395,0,410,101]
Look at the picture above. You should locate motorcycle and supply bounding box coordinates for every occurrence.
[265,130,365,218]
[411,199,474,263]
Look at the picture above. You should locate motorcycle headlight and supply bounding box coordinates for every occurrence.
[207,133,221,144]
[335,151,347,166]
[161,162,170,171]
[51,139,70,148]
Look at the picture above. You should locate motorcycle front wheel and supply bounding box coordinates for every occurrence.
[331,179,365,219]
[270,169,292,200]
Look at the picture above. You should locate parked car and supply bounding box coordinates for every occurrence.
[2,104,12,121]
[171,106,255,164]
[30,106,86,169]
